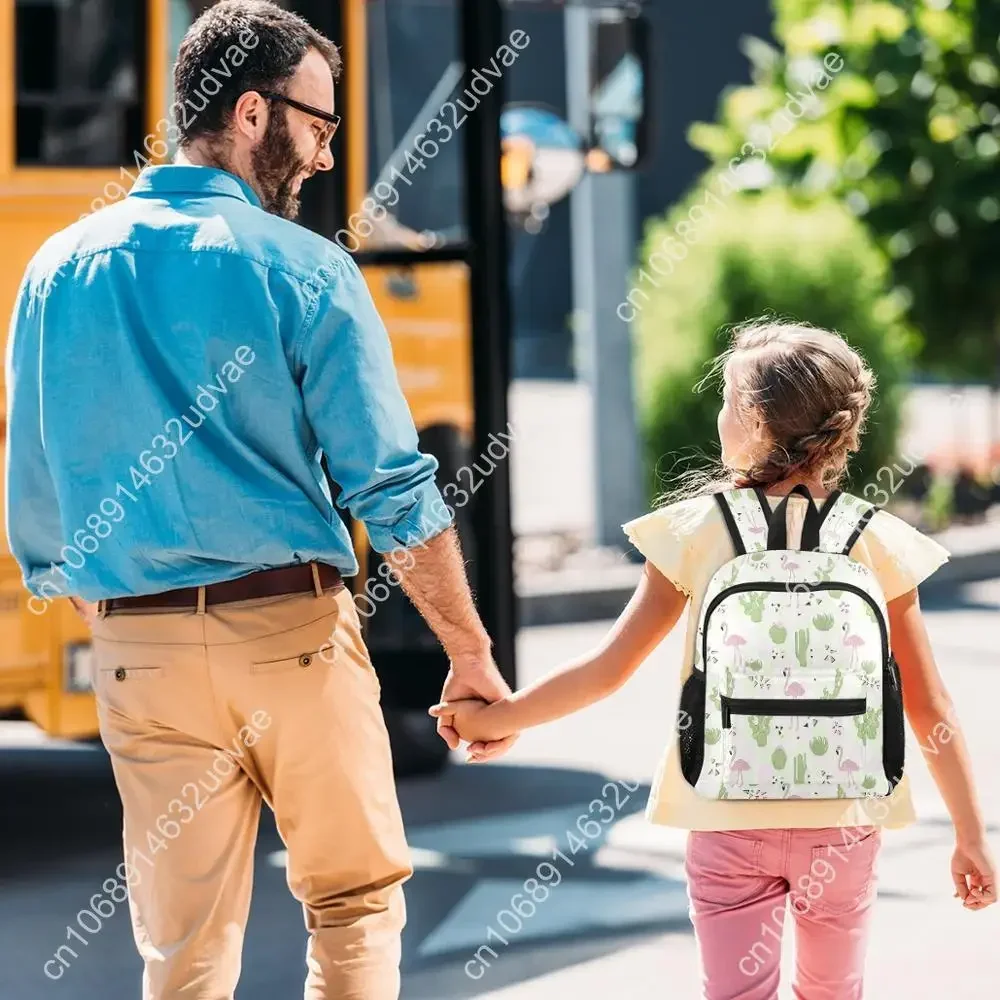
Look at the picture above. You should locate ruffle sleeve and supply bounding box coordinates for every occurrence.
[621,495,716,598]
[861,509,951,602]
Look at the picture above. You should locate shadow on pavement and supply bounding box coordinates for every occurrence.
[0,741,691,1000]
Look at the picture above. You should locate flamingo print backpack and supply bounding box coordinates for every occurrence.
[678,485,906,801]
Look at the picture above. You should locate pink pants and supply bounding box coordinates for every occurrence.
[685,827,881,1000]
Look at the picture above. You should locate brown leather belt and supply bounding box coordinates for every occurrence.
[100,562,344,615]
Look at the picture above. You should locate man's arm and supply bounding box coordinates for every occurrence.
[297,252,515,756]
[390,525,490,660]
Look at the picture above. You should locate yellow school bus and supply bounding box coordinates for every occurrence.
[1,0,647,771]
[0,0,500,773]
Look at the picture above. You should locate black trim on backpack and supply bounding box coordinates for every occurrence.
[767,485,819,550]
[842,504,879,555]
[765,485,842,551]
[714,492,746,556]
[882,654,905,789]
[678,668,707,788]
[802,489,842,550]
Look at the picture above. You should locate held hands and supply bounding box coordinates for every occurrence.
[434,646,519,762]
[429,696,516,747]
[951,837,996,911]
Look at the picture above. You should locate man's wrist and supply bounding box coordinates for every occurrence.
[446,629,493,665]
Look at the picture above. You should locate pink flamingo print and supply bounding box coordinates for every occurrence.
[780,552,801,606]
[722,620,747,672]
[729,758,751,788]
[783,665,806,731]
[836,746,860,787]
[842,624,865,670]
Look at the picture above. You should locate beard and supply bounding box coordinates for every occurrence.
[250,109,309,220]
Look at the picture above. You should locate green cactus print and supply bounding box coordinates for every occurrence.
[748,716,772,747]
[861,775,877,790]
[822,669,844,699]
[769,624,787,644]
[709,686,721,710]
[828,589,843,599]
[793,753,808,784]
[705,728,722,746]
[746,659,764,673]
[813,557,836,583]
[860,659,877,676]
[836,784,847,798]
[853,707,883,744]
[725,667,735,697]
[739,592,766,622]
[795,629,810,669]
[771,747,787,769]
[812,613,835,631]
[809,736,829,756]
[719,781,729,799]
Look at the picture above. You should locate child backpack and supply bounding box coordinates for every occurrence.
[679,485,905,801]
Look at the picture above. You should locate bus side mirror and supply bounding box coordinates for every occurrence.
[584,8,651,172]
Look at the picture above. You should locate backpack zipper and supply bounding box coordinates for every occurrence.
[699,581,889,679]
[721,695,866,728]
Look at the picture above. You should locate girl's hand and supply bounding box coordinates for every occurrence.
[428,697,517,746]
[951,838,996,910]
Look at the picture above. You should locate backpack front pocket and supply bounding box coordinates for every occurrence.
[720,695,876,798]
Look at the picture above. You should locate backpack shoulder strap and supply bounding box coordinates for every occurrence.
[714,488,771,555]
[817,493,879,555]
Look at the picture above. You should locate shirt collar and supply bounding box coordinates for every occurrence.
[128,164,262,209]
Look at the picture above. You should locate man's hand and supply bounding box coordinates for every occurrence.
[437,650,518,762]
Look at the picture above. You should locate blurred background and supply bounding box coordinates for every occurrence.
[1,0,998,997]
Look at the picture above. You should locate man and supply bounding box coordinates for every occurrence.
[5,2,514,997]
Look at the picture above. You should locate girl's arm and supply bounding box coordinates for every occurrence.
[889,587,995,909]
[433,561,688,741]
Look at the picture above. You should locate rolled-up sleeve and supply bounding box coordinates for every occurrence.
[297,253,453,552]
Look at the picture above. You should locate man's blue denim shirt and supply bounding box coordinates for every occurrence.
[5,165,451,600]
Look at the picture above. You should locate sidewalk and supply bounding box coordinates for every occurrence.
[517,518,1000,626]
[510,380,1000,626]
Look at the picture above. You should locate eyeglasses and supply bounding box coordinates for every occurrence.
[257,90,342,146]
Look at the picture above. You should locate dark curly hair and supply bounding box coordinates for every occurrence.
[173,0,340,146]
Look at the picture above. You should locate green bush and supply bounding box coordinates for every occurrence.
[631,186,917,500]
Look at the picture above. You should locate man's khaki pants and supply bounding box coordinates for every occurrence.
[91,583,411,1000]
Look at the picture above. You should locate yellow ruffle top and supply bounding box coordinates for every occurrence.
[622,492,950,831]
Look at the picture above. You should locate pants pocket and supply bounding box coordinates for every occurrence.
[686,831,766,908]
[801,828,880,916]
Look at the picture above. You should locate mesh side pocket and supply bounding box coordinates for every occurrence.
[883,655,905,788]
[678,668,707,788]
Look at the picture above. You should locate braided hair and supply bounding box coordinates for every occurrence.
[721,320,874,490]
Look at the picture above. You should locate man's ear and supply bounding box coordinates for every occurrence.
[232,91,268,141]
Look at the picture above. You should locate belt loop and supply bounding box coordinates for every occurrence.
[310,562,324,598]
[97,599,108,620]
[196,586,206,615]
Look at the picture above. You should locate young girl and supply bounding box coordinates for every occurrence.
[431,321,996,999]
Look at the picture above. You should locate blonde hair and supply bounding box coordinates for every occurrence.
[655,319,875,504]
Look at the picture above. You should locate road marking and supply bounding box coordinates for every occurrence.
[417,875,690,958]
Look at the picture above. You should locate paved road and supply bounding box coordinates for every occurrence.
[1,579,998,1000]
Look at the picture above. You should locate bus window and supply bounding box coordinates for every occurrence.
[362,0,466,251]
[14,0,147,167]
